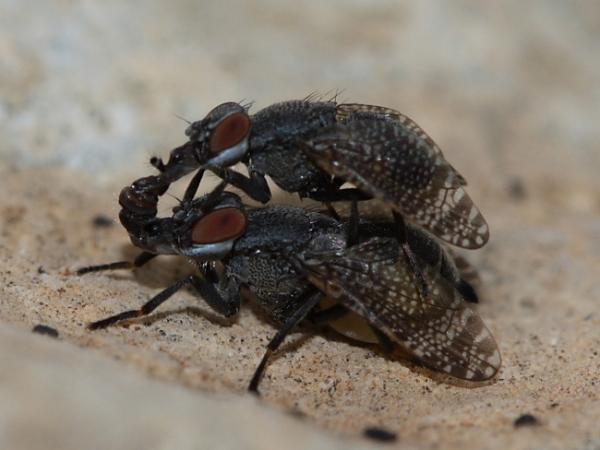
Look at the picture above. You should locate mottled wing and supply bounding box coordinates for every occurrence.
[301,237,501,381]
[302,115,489,248]
[336,103,466,185]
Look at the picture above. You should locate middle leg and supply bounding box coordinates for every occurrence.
[248,289,324,394]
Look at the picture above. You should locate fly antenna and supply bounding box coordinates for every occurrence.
[174,113,192,125]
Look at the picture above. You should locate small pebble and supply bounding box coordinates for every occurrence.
[92,214,114,228]
[363,426,397,443]
[32,324,59,338]
[514,413,539,427]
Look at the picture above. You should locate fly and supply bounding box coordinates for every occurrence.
[148,97,490,301]
[77,174,500,392]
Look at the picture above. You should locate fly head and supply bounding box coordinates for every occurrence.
[168,190,247,260]
[122,178,247,261]
[185,102,252,169]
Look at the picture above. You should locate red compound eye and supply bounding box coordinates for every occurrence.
[209,112,251,154]
[191,208,247,244]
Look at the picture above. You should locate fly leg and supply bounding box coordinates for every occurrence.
[368,325,395,354]
[77,252,157,275]
[324,203,341,221]
[151,154,207,204]
[456,279,478,303]
[207,166,271,204]
[88,276,196,330]
[88,274,238,330]
[182,169,206,203]
[451,253,480,303]
[248,289,323,394]
[150,144,270,204]
[313,188,430,302]
[311,188,371,246]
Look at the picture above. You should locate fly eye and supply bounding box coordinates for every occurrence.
[209,112,251,154]
[191,207,247,244]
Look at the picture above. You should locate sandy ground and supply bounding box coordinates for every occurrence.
[1,1,599,449]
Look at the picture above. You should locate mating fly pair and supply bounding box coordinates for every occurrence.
[79,98,500,391]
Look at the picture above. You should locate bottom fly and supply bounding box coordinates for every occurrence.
[77,176,500,392]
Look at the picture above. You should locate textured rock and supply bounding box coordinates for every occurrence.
[0,324,370,450]
[1,1,600,449]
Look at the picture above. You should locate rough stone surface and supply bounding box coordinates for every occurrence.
[0,324,370,450]
[1,1,599,449]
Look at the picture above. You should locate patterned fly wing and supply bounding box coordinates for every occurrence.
[301,237,501,381]
[336,105,451,162]
[337,103,469,185]
[302,105,489,249]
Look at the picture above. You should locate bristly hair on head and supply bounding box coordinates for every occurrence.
[173,113,192,125]
[238,99,255,111]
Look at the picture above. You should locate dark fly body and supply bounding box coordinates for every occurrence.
[150,98,489,250]
[149,98,490,305]
[77,175,500,392]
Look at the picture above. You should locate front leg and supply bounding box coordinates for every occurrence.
[77,251,157,275]
[182,169,206,203]
[190,275,240,317]
[208,166,271,204]
[88,274,239,330]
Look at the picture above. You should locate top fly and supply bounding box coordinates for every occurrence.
[149,96,489,250]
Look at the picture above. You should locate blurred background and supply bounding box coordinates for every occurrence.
[2,1,599,204]
[1,2,599,450]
